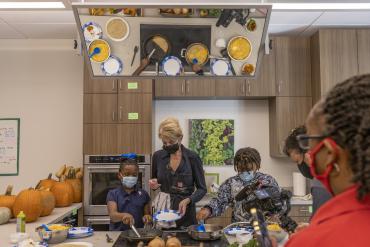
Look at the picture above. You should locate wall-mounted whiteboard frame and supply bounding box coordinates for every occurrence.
[0,118,20,176]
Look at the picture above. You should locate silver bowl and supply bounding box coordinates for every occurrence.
[36,224,71,244]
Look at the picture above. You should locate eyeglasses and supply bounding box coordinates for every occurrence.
[296,134,327,150]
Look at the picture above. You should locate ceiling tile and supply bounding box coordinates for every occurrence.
[268,24,308,36]
[11,23,77,38]
[0,10,74,24]
[270,11,323,25]
[0,24,25,38]
[314,11,370,25]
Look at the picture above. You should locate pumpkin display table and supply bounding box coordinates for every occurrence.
[0,203,82,246]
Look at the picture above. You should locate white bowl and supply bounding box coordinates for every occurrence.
[106,17,130,42]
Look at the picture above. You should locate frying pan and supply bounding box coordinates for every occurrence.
[121,228,163,242]
[132,34,171,76]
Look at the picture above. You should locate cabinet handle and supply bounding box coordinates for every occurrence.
[241,82,246,94]
[248,81,251,94]
[119,106,123,121]
[186,81,190,93]
[181,82,185,94]
[112,81,115,91]
[119,81,122,90]
[112,111,116,121]
[278,81,282,94]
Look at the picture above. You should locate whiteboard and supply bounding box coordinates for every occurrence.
[0,118,19,175]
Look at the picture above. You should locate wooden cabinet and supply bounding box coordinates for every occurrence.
[83,124,118,154]
[185,78,215,97]
[215,79,245,97]
[118,93,152,124]
[155,78,215,98]
[84,65,117,93]
[269,97,312,157]
[311,29,359,103]
[275,37,311,97]
[118,79,153,93]
[155,79,185,97]
[117,124,152,154]
[357,29,370,74]
[84,94,117,123]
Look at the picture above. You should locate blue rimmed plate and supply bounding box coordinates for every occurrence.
[82,21,103,43]
[154,210,182,222]
[101,55,123,76]
[68,227,94,239]
[162,56,183,76]
[224,226,253,235]
[210,58,232,76]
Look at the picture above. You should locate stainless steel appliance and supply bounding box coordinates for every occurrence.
[83,154,151,230]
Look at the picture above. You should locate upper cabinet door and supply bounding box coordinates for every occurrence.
[84,65,117,93]
[357,29,370,75]
[118,79,153,93]
[185,78,215,97]
[215,79,246,97]
[118,93,152,124]
[83,124,118,154]
[117,124,152,154]
[84,94,118,123]
[248,42,276,97]
[155,79,185,97]
[275,37,311,97]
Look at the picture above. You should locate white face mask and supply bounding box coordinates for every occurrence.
[121,176,138,188]
[239,171,255,182]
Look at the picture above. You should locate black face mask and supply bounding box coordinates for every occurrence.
[163,143,180,154]
[297,161,313,179]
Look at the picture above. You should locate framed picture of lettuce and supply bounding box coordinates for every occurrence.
[189,119,234,166]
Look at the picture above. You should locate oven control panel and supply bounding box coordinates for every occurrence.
[85,154,150,164]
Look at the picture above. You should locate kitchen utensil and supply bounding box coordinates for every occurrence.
[88,39,111,63]
[227,36,252,61]
[196,220,206,232]
[132,48,156,76]
[131,224,142,238]
[120,228,163,243]
[187,224,223,241]
[106,17,130,42]
[154,209,182,222]
[131,45,139,66]
[106,233,113,243]
[36,224,71,244]
[68,227,94,239]
[181,43,209,66]
[41,224,51,231]
[101,55,123,75]
[211,59,231,76]
[221,48,236,75]
[161,56,183,76]
[82,22,102,43]
[143,34,171,62]
[88,47,101,58]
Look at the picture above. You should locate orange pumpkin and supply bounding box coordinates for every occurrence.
[65,178,82,203]
[0,185,16,217]
[36,173,56,190]
[51,180,73,207]
[38,188,55,217]
[12,188,42,222]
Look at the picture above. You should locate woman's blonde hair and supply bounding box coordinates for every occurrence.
[158,117,183,142]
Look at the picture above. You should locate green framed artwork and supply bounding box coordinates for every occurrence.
[189,119,234,166]
[0,118,20,176]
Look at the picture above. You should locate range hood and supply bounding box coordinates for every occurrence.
[72,1,272,78]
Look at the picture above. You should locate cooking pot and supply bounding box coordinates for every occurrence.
[187,224,223,241]
[120,228,163,243]
[180,43,209,66]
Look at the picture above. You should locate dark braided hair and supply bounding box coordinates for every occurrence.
[234,147,261,173]
[319,74,370,200]
[283,125,307,156]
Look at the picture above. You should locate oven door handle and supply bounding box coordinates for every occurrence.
[86,166,119,170]
[86,218,111,222]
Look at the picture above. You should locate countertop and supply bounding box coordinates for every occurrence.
[1,203,82,246]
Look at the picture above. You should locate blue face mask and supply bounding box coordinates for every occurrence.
[239,171,255,182]
[121,176,138,188]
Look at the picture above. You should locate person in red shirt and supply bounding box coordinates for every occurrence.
[283,74,370,247]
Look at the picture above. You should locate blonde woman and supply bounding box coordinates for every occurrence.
[150,117,207,227]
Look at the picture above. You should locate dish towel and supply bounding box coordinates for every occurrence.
[152,192,176,229]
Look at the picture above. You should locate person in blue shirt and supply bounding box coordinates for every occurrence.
[106,159,152,231]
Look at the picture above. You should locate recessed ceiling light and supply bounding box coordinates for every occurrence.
[0,2,65,9]
[273,3,370,10]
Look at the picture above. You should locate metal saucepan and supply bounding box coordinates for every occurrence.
[121,228,163,242]
[187,224,223,241]
[180,42,209,66]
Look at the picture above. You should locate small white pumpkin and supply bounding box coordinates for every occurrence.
[0,207,11,225]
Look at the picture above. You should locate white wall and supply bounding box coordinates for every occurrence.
[154,100,297,187]
[0,40,83,193]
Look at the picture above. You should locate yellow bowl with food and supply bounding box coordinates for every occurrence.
[227,36,252,61]
[88,39,111,63]
[267,224,288,243]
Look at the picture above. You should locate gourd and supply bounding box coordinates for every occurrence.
[0,207,11,225]
[36,173,56,190]
[148,237,165,247]
[65,169,82,203]
[12,188,42,222]
[166,236,181,247]
[0,185,16,217]
[38,187,55,216]
[51,177,74,207]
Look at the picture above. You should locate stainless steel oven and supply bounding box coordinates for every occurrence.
[83,216,111,231]
[83,154,151,217]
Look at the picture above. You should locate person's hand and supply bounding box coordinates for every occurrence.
[142,214,152,224]
[196,208,211,221]
[269,236,278,247]
[149,179,161,190]
[122,213,135,226]
[178,198,191,216]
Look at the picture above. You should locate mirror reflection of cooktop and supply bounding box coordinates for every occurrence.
[140,24,212,73]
